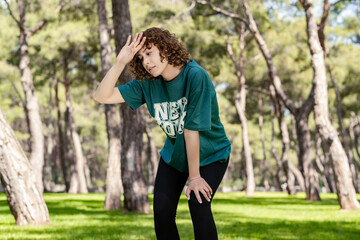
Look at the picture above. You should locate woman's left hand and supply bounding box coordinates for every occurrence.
[186,177,213,204]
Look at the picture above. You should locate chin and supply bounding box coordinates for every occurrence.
[152,73,161,77]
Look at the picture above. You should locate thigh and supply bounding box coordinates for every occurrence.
[187,158,230,208]
[153,158,188,208]
[200,158,229,195]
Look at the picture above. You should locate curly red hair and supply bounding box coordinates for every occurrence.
[128,27,190,81]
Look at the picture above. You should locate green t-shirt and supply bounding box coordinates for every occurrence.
[118,60,231,172]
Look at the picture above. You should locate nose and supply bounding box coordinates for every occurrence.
[143,56,149,66]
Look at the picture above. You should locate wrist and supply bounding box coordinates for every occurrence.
[114,61,126,69]
[189,175,201,181]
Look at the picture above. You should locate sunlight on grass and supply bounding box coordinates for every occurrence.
[0,192,359,239]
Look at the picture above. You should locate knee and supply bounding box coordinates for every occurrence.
[187,191,211,210]
[154,192,176,218]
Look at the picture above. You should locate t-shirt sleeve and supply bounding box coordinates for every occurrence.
[117,79,145,110]
[184,70,212,131]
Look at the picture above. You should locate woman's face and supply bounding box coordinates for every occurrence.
[138,44,169,78]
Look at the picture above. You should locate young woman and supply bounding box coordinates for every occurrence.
[93,27,231,240]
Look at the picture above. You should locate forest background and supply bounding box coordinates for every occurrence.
[0,0,359,217]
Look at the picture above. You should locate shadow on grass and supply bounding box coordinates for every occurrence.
[213,195,339,207]
[1,193,359,240]
[216,215,360,240]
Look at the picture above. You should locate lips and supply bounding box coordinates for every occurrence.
[148,66,155,73]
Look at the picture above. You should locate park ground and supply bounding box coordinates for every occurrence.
[0,192,359,239]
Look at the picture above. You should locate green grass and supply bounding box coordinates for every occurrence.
[0,192,359,239]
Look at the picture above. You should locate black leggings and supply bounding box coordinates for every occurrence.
[153,157,229,240]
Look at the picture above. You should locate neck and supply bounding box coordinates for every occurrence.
[162,64,183,81]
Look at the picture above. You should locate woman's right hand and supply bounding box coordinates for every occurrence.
[116,32,146,66]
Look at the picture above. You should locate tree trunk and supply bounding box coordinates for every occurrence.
[16,0,45,193]
[68,127,88,194]
[288,161,305,192]
[0,108,50,225]
[55,77,70,191]
[43,131,55,192]
[314,133,332,193]
[234,93,255,196]
[269,84,296,195]
[296,108,321,200]
[349,113,360,161]
[144,118,158,187]
[290,115,305,192]
[320,135,337,193]
[290,115,300,164]
[328,66,359,193]
[300,0,359,209]
[112,0,150,213]
[278,107,296,195]
[44,79,55,192]
[83,156,93,189]
[258,93,270,191]
[97,0,123,210]
[271,113,283,191]
[226,24,255,196]
[62,56,88,194]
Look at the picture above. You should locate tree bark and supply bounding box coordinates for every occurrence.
[321,135,337,193]
[271,112,283,191]
[314,133,332,193]
[0,108,50,225]
[112,0,150,213]
[318,0,330,55]
[226,24,255,196]
[14,0,45,193]
[83,156,93,190]
[54,76,70,191]
[328,66,359,193]
[318,0,359,193]
[288,161,305,192]
[62,55,88,194]
[44,79,55,192]
[290,115,305,192]
[300,0,359,209]
[295,87,321,200]
[144,118,158,187]
[278,107,296,195]
[258,93,270,191]
[353,115,360,159]
[269,84,296,195]
[296,121,320,201]
[68,125,88,194]
[97,0,123,210]
[349,113,360,160]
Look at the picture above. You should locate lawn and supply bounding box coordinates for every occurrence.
[0,192,359,239]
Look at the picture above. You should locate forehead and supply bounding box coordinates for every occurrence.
[137,44,156,57]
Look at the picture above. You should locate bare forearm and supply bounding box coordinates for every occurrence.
[184,129,213,203]
[92,62,125,102]
[184,129,200,179]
